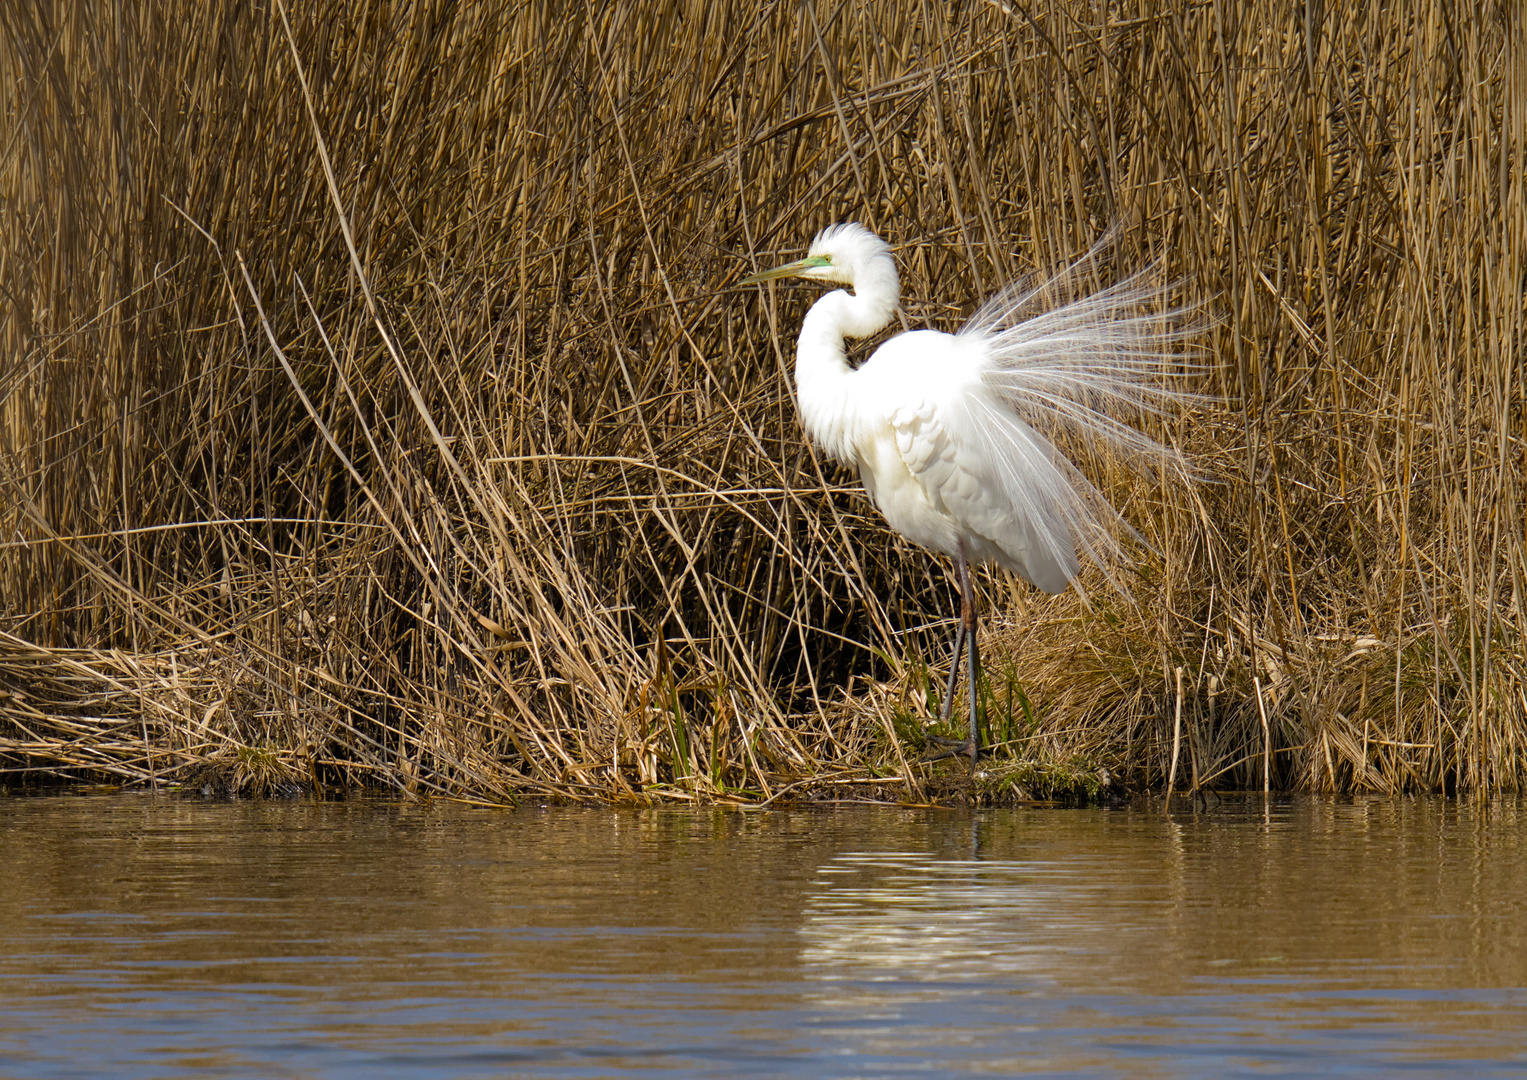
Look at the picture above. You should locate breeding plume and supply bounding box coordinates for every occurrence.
[742,223,1192,771]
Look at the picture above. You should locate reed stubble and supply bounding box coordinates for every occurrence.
[2,0,1522,800]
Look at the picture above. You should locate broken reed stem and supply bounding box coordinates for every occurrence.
[1256,677,1271,797]
[1167,666,1183,803]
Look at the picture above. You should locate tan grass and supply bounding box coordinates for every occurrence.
[1,0,1523,799]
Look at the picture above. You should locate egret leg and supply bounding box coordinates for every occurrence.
[957,544,981,774]
[939,624,965,723]
[921,547,982,770]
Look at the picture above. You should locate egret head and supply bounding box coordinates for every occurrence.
[740,222,891,288]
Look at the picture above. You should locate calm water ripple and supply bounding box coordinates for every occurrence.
[1,795,1524,1078]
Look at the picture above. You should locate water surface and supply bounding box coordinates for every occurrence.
[1,794,1524,1077]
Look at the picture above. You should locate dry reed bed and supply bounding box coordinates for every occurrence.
[1,0,1523,799]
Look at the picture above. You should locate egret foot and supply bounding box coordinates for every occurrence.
[920,735,979,765]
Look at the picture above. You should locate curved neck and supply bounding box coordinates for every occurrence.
[789,259,899,464]
[792,291,885,464]
[833,257,900,339]
[795,260,899,366]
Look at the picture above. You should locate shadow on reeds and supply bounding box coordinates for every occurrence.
[1,1,1522,801]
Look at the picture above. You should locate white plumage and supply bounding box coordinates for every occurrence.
[742,223,1193,769]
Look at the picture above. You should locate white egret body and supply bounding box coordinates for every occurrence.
[743,223,1190,771]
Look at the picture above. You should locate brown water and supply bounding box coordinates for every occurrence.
[1,795,1524,1078]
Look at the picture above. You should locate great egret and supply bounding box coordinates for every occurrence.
[742,223,1193,773]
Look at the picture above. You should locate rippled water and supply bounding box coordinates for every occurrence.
[1,794,1524,1077]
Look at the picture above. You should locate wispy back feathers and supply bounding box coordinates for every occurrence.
[957,235,1205,582]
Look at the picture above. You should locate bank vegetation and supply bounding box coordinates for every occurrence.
[1,0,1523,801]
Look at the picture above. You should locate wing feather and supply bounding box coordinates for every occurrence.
[888,393,1077,592]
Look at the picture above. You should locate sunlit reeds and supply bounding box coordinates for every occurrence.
[1,0,1522,799]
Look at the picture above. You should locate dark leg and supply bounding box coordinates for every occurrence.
[939,623,965,723]
[921,621,967,763]
[957,542,980,774]
[921,545,982,770]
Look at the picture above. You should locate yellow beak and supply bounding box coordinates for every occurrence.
[738,254,830,286]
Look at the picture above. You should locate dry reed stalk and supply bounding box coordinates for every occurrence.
[1,0,1523,800]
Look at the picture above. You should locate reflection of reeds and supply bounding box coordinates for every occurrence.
[1,2,1522,799]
